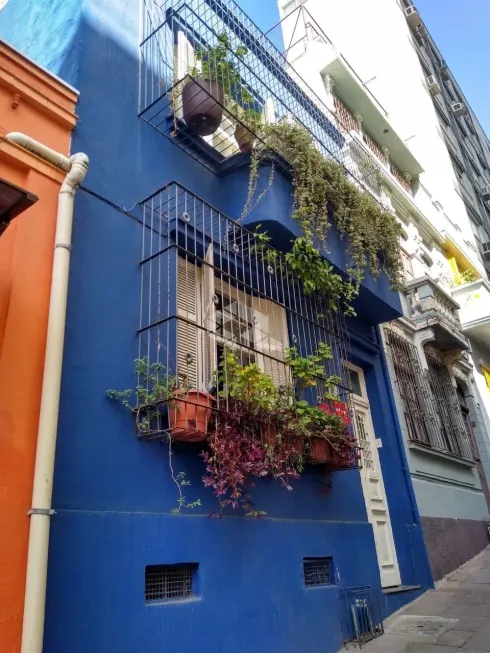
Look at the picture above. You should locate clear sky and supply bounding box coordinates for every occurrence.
[236,0,490,138]
[416,0,490,137]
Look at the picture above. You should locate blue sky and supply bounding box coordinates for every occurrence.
[416,0,490,136]
[236,0,490,137]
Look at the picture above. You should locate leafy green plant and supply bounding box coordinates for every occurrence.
[217,349,280,410]
[189,32,250,99]
[242,121,404,311]
[452,269,478,286]
[285,237,357,315]
[107,359,199,515]
[284,341,339,399]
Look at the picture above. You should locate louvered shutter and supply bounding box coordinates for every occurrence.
[177,258,200,389]
[252,297,290,389]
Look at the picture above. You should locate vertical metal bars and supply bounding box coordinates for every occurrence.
[385,329,474,461]
[138,181,352,439]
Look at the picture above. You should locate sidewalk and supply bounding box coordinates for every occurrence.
[356,547,490,652]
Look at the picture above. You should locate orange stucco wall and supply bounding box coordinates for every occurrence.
[0,42,77,653]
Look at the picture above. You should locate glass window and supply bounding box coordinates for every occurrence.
[348,368,363,397]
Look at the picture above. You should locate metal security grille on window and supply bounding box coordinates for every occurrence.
[145,565,194,602]
[303,558,331,587]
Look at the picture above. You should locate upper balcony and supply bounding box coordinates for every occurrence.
[139,0,345,173]
[452,278,490,348]
[138,0,417,207]
[405,275,468,351]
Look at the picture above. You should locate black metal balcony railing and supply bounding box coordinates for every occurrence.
[139,0,387,200]
[137,181,356,450]
[385,329,473,461]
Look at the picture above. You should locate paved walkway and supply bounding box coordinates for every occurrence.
[355,547,490,652]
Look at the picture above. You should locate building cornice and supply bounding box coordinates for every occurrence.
[0,42,78,130]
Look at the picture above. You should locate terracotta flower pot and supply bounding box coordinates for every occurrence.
[235,123,255,153]
[168,390,215,442]
[182,79,224,136]
[262,424,278,446]
[309,437,329,464]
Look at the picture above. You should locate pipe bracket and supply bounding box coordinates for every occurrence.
[28,508,56,517]
[55,243,73,251]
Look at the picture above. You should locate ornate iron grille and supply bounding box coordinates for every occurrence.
[303,558,332,587]
[385,329,473,461]
[139,0,385,198]
[338,586,384,648]
[426,353,474,460]
[145,564,196,602]
[137,181,354,462]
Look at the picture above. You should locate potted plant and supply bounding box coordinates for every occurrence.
[284,342,354,465]
[107,358,215,442]
[182,33,249,137]
[235,107,262,153]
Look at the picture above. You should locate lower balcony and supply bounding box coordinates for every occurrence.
[452,278,490,348]
[405,276,468,351]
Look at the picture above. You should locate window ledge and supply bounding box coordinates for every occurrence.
[408,441,475,467]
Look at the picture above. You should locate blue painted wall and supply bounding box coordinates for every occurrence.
[0,1,431,651]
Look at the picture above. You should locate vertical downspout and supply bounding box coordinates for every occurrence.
[5,133,89,653]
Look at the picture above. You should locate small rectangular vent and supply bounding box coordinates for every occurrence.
[145,563,197,602]
[303,557,332,587]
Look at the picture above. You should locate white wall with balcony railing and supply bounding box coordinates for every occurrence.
[279,0,487,284]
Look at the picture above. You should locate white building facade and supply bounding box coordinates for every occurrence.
[278,0,490,580]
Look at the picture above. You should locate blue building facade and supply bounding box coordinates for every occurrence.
[0,1,432,651]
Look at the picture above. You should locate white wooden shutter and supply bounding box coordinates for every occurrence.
[202,245,217,390]
[177,258,200,388]
[252,297,290,388]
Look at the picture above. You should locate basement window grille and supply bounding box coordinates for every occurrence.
[303,557,332,587]
[145,564,197,603]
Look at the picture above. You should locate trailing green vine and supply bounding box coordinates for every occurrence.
[243,121,404,310]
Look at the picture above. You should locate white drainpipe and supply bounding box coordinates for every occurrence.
[6,132,89,653]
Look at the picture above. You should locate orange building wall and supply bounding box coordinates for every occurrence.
[0,42,78,653]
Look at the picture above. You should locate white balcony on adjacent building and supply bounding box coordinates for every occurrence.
[405,275,468,351]
[452,279,490,348]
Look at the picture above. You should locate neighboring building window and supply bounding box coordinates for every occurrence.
[385,330,473,460]
[400,249,414,282]
[483,365,490,392]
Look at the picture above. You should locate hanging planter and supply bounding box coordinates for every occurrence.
[182,79,224,136]
[168,390,216,442]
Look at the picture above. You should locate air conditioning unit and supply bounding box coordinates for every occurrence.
[405,5,422,28]
[451,102,467,118]
[427,75,441,95]
[439,60,450,80]
[481,185,490,201]
[483,241,490,261]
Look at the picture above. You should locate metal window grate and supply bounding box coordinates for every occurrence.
[303,557,332,587]
[145,564,197,602]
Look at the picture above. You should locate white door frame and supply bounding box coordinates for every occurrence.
[345,361,401,588]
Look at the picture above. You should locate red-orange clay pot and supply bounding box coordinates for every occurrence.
[309,437,330,464]
[168,391,215,442]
